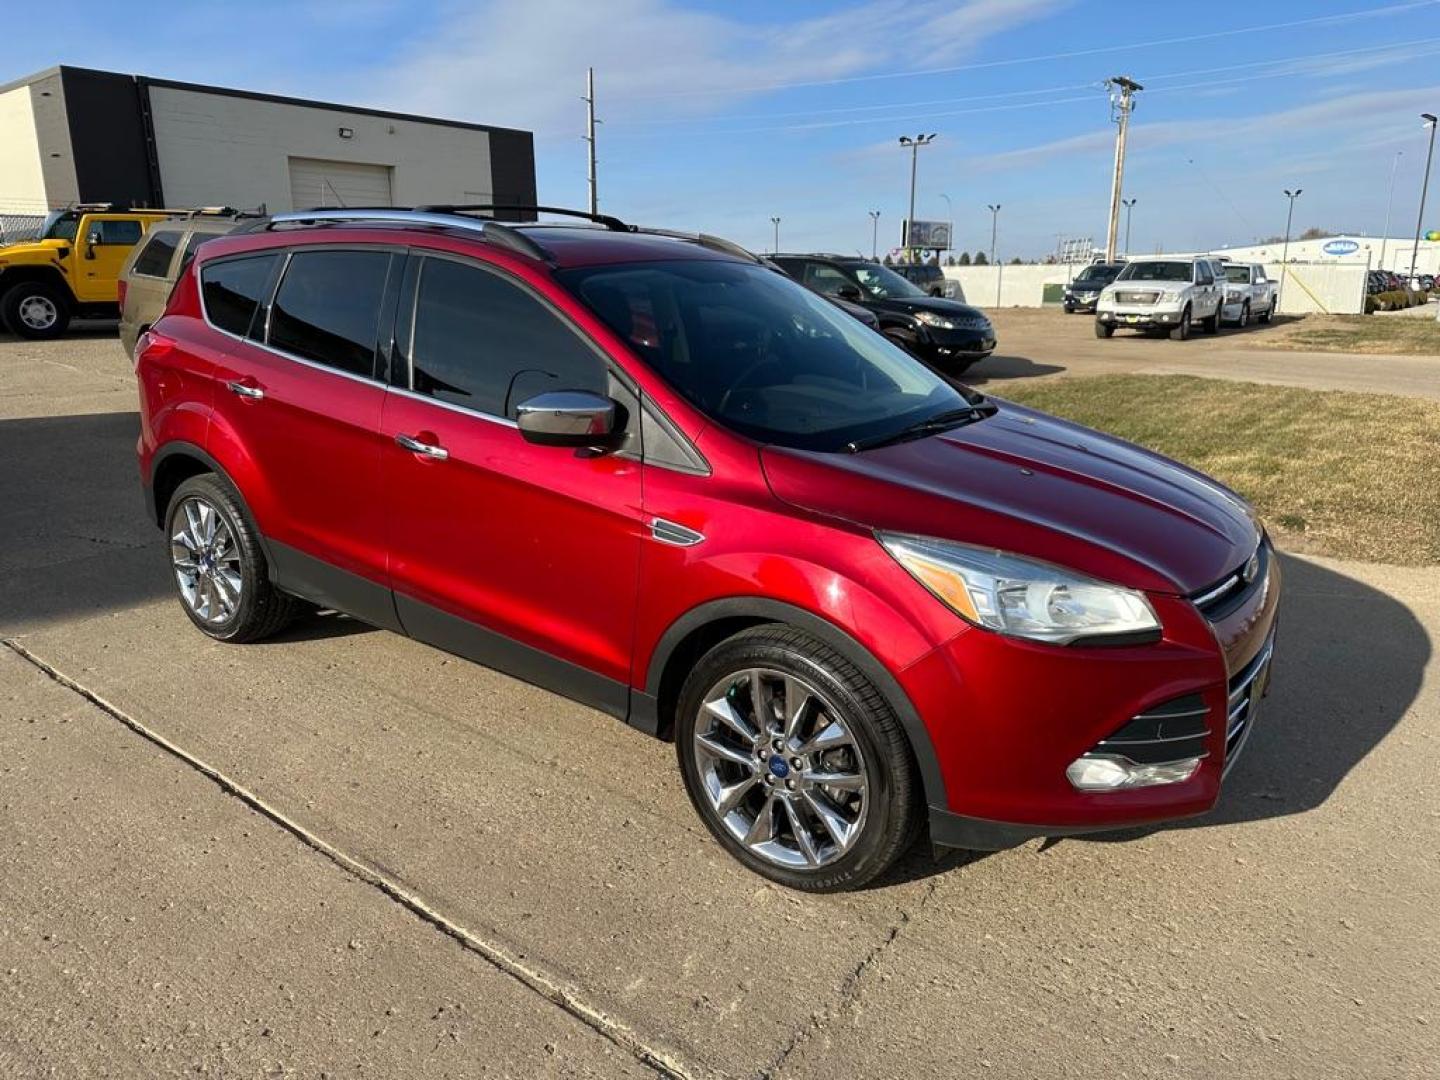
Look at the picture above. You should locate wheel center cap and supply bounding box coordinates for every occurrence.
[768,756,790,779]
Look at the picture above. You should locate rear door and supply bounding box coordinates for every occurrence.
[203,245,401,628]
[380,251,644,712]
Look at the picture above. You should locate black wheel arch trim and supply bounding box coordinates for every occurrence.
[640,596,949,812]
[146,441,279,571]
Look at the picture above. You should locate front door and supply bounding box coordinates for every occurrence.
[381,252,644,715]
[73,215,145,303]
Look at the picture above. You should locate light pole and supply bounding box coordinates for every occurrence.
[899,133,937,261]
[1410,113,1437,284]
[770,216,781,254]
[986,204,1001,306]
[1381,150,1403,270]
[938,192,952,261]
[1278,188,1302,311]
[1121,197,1137,257]
[868,210,880,259]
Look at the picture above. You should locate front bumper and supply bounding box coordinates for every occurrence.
[913,550,1281,850]
[1063,293,1101,312]
[1096,305,1186,330]
[914,326,996,364]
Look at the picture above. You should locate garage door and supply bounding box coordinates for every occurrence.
[287,157,394,210]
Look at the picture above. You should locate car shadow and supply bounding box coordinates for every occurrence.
[963,354,1066,384]
[1075,552,1429,843]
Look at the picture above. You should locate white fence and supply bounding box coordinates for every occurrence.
[944,261,1371,315]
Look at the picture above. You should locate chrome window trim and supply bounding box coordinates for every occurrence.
[386,384,519,429]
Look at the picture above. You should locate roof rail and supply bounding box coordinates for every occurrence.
[264,207,551,262]
[638,227,762,264]
[418,203,632,232]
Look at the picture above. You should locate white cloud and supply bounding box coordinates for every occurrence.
[350,0,1065,138]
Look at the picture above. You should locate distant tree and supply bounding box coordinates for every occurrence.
[1298,226,1333,241]
[882,254,894,266]
[1009,256,1024,265]
[957,251,971,266]
[944,255,955,266]
[973,250,989,266]
[926,253,940,266]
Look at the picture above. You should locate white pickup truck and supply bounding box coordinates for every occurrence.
[1094,257,1227,340]
[1218,262,1277,326]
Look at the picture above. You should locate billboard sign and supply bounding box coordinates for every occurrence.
[1322,238,1360,256]
[904,219,951,250]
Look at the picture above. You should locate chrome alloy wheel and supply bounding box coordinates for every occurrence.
[17,294,59,331]
[693,668,870,870]
[170,497,242,624]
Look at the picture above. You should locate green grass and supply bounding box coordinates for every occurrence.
[999,375,1440,565]
[1257,312,1440,355]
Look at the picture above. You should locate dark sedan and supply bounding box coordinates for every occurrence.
[1063,263,1124,313]
[772,254,995,374]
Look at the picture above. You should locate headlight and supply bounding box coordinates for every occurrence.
[914,311,958,330]
[878,534,1160,645]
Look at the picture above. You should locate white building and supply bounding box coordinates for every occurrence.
[0,66,536,220]
[1210,234,1439,276]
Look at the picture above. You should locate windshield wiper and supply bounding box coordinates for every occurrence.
[844,402,997,454]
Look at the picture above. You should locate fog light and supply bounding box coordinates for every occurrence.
[1066,753,1203,791]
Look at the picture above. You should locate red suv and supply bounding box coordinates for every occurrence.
[135,206,1280,891]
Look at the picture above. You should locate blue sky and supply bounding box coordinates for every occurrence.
[12,0,1440,258]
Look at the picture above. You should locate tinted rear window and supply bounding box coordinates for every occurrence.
[268,250,392,379]
[200,255,280,337]
[132,231,180,277]
[180,230,223,273]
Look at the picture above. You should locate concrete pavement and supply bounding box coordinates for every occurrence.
[2,332,1438,1078]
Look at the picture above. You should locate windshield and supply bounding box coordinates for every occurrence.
[848,262,927,299]
[39,210,79,242]
[1117,260,1193,283]
[1074,265,1120,285]
[1223,266,1252,284]
[559,259,977,452]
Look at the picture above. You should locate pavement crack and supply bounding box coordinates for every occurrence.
[756,876,941,1079]
[3,637,710,1080]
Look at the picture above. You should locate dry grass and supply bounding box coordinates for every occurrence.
[1254,312,1440,355]
[999,375,1440,565]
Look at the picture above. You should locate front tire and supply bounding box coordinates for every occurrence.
[1,281,71,340]
[675,625,922,892]
[1169,307,1192,341]
[165,473,301,643]
[1094,321,1114,338]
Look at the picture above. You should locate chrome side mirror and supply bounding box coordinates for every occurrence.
[515,390,617,448]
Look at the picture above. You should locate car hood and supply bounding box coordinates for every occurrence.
[866,295,988,320]
[0,238,66,259]
[760,400,1260,596]
[1067,280,1110,292]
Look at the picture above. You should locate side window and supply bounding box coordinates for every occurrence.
[179,231,220,273]
[268,250,392,379]
[132,231,181,277]
[804,263,853,297]
[1253,267,1266,283]
[409,256,606,418]
[89,219,144,245]
[1195,263,1212,285]
[200,254,280,337]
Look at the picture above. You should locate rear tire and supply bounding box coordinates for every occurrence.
[675,625,922,892]
[1,281,71,340]
[1094,321,1114,338]
[1203,303,1221,334]
[165,473,301,643]
[1258,301,1274,324]
[1169,307,1191,341]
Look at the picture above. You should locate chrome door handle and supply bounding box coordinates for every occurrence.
[227,380,264,400]
[395,433,448,461]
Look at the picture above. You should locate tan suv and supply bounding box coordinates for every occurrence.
[119,210,258,355]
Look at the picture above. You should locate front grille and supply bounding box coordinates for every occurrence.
[1191,540,1269,620]
[1090,693,1211,764]
[950,316,991,331]
[1224,636,1274,774]
[1115,289,1160,304]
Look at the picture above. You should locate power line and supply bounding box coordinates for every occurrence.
[623,0,1439,100]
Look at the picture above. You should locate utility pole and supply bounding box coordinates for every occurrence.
[939,192,953,260]
[899,133,937,262]
[1278,188,1302,311]
[1122,197,1137,258]
[986,204,1001,306]
[583,67,599,214]
[1103,76,1142,262]
[868,210,880,259]
[1410,113,1437,284]
[770,216,781,253]
[1381,150,1403,270]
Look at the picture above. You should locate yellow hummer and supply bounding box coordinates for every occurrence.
[0,204,172,339]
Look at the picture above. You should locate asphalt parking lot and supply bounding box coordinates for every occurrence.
[2,326,1438,1079]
